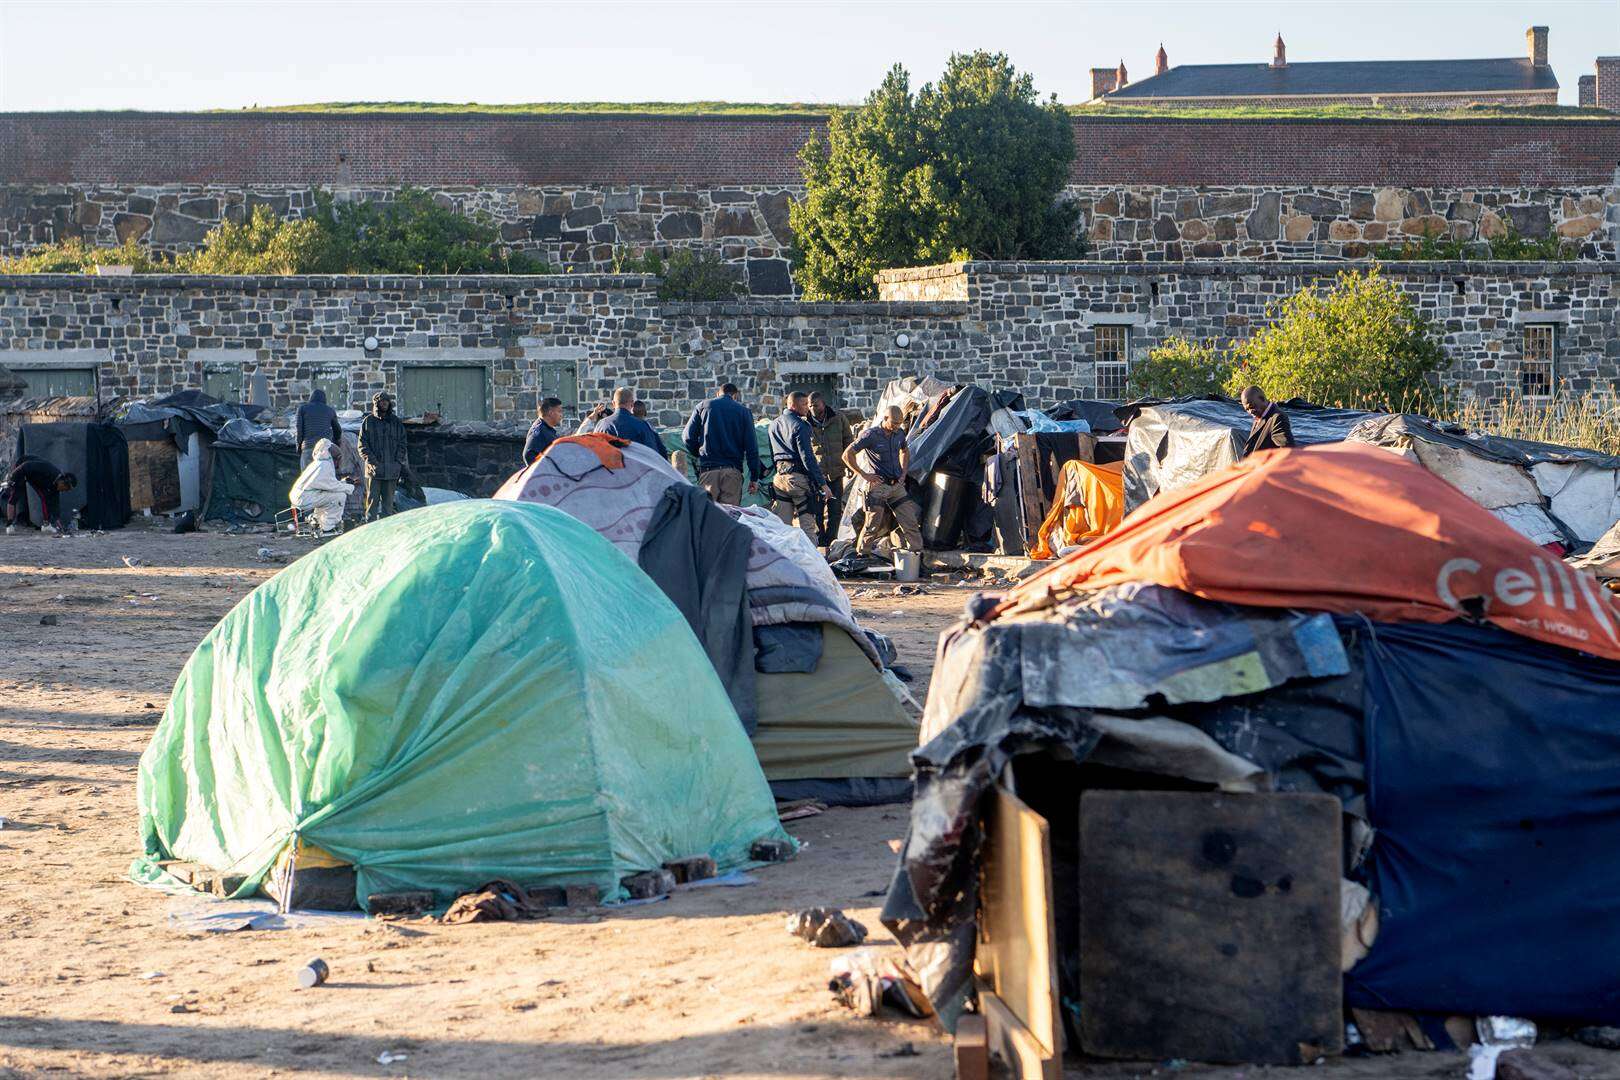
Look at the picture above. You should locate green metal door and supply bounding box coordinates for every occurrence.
[18,367,97,398]
[311,367,350,411]
[537,361,579,409]
[400,366,488,421]
[203,364,244,402]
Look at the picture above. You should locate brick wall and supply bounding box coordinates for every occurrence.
[5,112,1620,188]
[3,263,1617,428]
[1598,58,1620,113]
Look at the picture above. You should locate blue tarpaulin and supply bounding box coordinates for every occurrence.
[1348,619,1620,1022]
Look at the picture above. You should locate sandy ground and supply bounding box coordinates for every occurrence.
[1,521,1616,1079]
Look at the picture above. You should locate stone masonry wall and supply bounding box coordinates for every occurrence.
[3,263,1617,433]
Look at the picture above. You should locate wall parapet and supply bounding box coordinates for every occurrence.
[0,272,659,292]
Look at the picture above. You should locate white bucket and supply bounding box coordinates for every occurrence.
[893,550,921,582]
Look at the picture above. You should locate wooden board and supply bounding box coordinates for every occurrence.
[127,437,181,513]
[1012,433,1051,553]
[974,783,1062,1080]
[1078,790,1343,1065]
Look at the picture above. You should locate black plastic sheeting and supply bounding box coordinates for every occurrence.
[769,777,913,807]
[1349,412,1620,471]
[1118,396,1373,511]
[121,390,265,437]
[882,585,1353,1029]
[16,421,130,530]
[204,441,299,523]
[1047,398,1126,434]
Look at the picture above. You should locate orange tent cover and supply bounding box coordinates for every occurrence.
[1030,459,1125,559]
[1010,443,1620,661]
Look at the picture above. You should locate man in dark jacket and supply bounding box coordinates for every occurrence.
[3,455,77,534]
[295,388,343,469]
[808,392,855,545]
[358,391,408,520]
[682,382,763,506]
[1239,385,1296,458]
[593,387,666,458]
[522,397,565,466]
[768,392,831,543]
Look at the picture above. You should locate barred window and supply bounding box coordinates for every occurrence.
[1094,324,1131,400]
[1521,325,1556,399]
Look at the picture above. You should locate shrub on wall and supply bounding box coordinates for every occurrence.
[612,246,746,300]
[173,207,327,273]
[0,237,168,274]
[1127,336,1235,399]
[790,51,1082,300]
[1223,268,1449,409]
[1372,223,1575,262]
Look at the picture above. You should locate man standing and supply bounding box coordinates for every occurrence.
[807,391,854,545]
[1239,385,1296,458]
[844,405,923,559]
[358,391,408,521]
[768,392,832,543]
[2,455,77,534]
[682,382,763,506]
[523,396,565,466]
[295,387,343,470]
[593,387,666,457]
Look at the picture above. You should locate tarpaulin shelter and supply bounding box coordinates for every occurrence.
[1028,459,1125,559]
[202,437,300,523]
[14,414,130,530]
[135,500,788,908]
[885,443,1620,1044]
[498,435,918,803]
[1118,396,1371,512]
[1347,412,1620,548]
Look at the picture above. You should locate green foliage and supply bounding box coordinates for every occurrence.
[172,207,326,273]
[791,51,1082,300]
[1372,222,1574,261]
[612,246,747,301]
[1128,336,1234,399]
[2,192,555,276]
[1222,268,1449,410]
[0,237,170,274]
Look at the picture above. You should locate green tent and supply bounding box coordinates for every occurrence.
[134,500,789,907]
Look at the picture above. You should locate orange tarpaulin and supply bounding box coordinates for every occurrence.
[1030,459,1125,559]
[1011,443,1620,661]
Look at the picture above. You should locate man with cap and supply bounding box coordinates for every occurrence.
[682,382,763,506]
[843,405,922,559]
[767,391,831,542]
[358,391,408,520]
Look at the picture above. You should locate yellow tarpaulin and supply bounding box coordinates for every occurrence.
[1031,459,1125,560]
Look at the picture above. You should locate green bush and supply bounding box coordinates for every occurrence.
[1372,222,1574,261]
[173,207,326,273]
[790,51,1082,300]
[1223,267,1448,410]
[0,237,170,274]
[1127,336,1234,399]
[613,246,747,301]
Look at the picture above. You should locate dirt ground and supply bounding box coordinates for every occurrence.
[2,521,1615,1079]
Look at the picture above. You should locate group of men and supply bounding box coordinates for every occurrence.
[521,381,924,559]
[289,388,410,530]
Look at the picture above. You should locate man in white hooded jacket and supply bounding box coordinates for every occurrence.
[289,437,352,534]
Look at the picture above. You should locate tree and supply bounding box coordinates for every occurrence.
[1127,336,1234,400]
[790,52,1081,300]
[310,189,551,274]
[1224,268,1448,409]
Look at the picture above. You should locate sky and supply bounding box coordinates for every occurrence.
[2,0,1617,111]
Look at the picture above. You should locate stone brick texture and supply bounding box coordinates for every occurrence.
[3,263,1616,431]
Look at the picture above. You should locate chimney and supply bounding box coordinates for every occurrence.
[1527,25,1549,67]
[1272,33,1287,69]
[1579,74,1596,107]
[1116,59,1129,89]
[1155,43,1168,76]
[1090,67,1119,99]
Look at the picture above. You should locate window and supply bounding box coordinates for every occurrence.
[17,366,96,398]
[311,368,350,411]
[537,360,579,409]
[1094,324,1132,400]
[1521,325,1556,399]
[400,365,488,421]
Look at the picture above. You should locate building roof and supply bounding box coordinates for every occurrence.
[1107,57,1558,99]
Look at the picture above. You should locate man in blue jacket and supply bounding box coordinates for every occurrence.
[593,387,666,458]
[682,382,763,506]
[522,396,564,466]
[767,391,832,542]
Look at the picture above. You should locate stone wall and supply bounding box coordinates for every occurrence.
[3,263,1617,430]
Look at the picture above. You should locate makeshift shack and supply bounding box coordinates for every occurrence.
[135,500,790,909]
[885,444,1620,1073]
[497,435,919,804]
[5,396,131,530]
